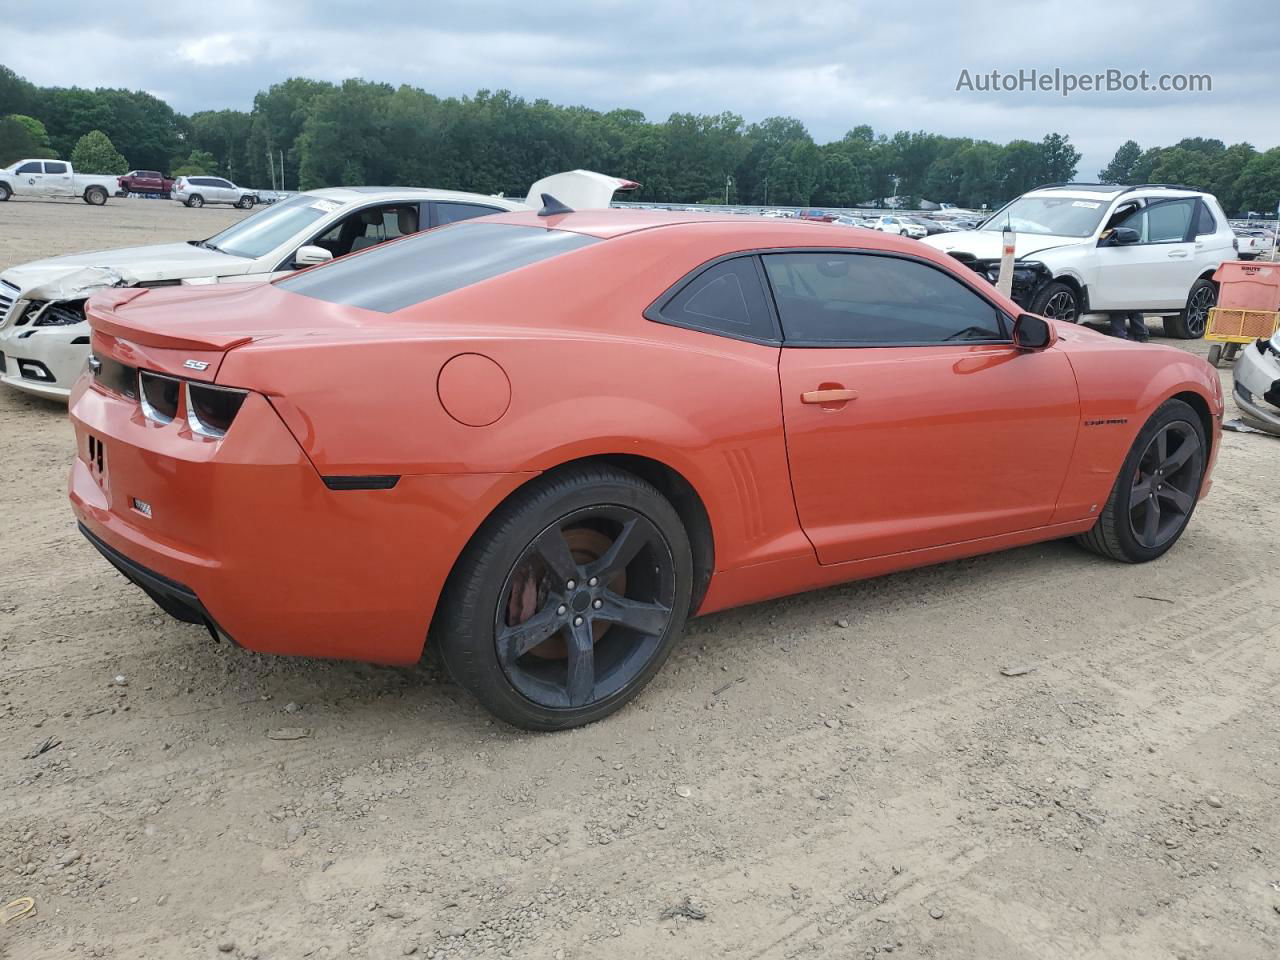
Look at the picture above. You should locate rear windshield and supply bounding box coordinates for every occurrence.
[277,222,599,313]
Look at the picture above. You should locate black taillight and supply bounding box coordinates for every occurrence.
[139,370,180,423]
[94,355,139,399]
[186,383,247,438]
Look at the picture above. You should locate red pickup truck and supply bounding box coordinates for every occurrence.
[117,170,175,196]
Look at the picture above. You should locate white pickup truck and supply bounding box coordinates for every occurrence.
[0,158,120,205]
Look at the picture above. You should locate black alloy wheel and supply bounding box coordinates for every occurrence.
[1165,278,1216,339]
[495,507,676,710]
[435,466,693,730]
[1075,398,1207,563]
[1031,281,1079,323]
[1127,421,1204,550]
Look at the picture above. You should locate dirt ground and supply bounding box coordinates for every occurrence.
[2,196,1279,960]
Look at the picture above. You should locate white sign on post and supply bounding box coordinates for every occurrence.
[996,225,1016,298]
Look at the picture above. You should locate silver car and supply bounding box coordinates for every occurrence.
[172,175,259,209]
[1233,331,1280,435]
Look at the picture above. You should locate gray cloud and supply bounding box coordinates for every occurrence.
[4,0,1276,178]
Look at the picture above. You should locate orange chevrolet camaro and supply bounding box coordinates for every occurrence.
[69,209,1223,729]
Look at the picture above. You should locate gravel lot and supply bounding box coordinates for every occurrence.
[2,196,1279,960]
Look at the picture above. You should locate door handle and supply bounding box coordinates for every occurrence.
[1167,251,1189,258]
[801,388,858,404]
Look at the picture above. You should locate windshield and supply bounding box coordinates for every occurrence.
[980,195,1109,238]
[203,194,337,260]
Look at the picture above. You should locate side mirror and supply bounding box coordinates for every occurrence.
[1012,313,1054,351]
[293,245,333,268]
[1105,227,1140,246]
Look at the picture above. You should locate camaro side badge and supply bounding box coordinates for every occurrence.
[184,359,210,370]
[1084,417,1129,427]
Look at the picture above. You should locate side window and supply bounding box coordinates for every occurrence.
[309,204,422,259]
[43,162,67,174]
[213,179,233,189]
[1195,201,1216,237]
[16,161,41,174]
[1146,199,1195,243]
[763,252,1005,345]
[435,202,504,225]
[1113,204,1148,242]
[651,257,777,343]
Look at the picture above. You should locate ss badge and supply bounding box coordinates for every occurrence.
[184,359,210,371]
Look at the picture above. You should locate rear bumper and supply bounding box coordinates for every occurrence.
[79,521,226,639]
[69,373,529,665]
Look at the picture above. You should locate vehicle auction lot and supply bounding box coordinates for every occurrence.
[2,198,1279,960]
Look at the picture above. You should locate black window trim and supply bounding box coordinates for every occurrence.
[646,246,1015,350]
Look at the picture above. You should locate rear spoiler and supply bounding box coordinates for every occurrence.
[523,170,639,211]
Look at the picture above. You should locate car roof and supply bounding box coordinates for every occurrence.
[302,185,525,208]
[474,208,944,252]
[1025,184,1204,201]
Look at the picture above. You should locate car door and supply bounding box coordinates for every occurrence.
[768,251,1080,564]
[42,161,73,197]
[1093,197,1198,310]
[13,161,45,195]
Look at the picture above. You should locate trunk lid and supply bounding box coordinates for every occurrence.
[523,170,639,210]
[86,282,381,381]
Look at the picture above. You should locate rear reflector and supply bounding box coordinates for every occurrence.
[322,475,401,491]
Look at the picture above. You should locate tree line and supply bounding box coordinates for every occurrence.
[1098,137,1280,216]
[2,62,1276,214]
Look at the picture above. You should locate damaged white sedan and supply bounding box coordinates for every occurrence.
[1234,331,1280,436]
[0,170,636,399]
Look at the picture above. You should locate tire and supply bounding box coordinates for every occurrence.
[1164,277,1216,339]
[434,465,693,730]
[1207,343,1223,367]
[0,182,11,201]
[84,186,107,206]
[1075,398,1207,563]
[236,195,254,210]
[1030,281,1080,323]
[187,194,204,208]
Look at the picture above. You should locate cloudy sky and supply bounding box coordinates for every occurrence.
[5,0,1277,177]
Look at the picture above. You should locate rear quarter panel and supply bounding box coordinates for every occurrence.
[1051,327,1222,522]
[218,231,813,574]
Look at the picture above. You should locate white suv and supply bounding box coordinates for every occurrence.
[172,175,258,209]
[922,183,1237,338]
[869,215,927,239]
